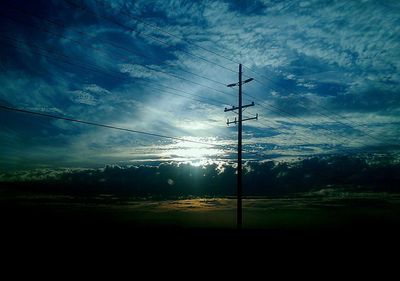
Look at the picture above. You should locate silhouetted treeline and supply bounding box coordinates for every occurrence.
[1,154,399,196]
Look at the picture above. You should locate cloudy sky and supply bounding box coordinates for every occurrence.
[0,0,399,171]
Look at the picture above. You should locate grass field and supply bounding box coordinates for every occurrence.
[2,188,400,230]
[2,188,400,255]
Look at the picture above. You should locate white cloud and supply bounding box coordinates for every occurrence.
[70,90,97,105]
[1,0,399,169]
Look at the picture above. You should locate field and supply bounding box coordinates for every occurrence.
[2,188,400,256]
[2,188,400,231]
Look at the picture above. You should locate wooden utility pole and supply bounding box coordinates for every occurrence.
[225,64,257,229]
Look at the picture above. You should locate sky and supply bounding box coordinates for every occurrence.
[0,0,399,171]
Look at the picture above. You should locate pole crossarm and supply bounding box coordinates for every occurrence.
[227,113,258,126]
[224,64,258,229]
[242,114,258,122]
[226,78,254,88]
[224,102,255,112]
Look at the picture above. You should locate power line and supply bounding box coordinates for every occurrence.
[0,36,229,110]
[3,2,396,153]
[228,110,372,159]
[0,38,239,152]
[0,34,119,83]
[253,118,383,156]
[244,92,371,147]
[241,96,396,152]
[89,0,290,81]
[242,67,398,147]
[253,119,336,149]
[0,38,386,154]
[117,0,397,148]
[2,3,232,89]
[0,34,232,112]
[3,1,366,139]
[2,38,369,157]
[93,0,240,65]
[0,44,366,160]
[73,0,397,147]
[0,35,131,83]
[2,102,387,163]
[0,104,232,149]
[142,83,222,107]
[0,12,233,98]
[62,0,241,76]
[0,39,234,140]
[0,34,223,109]
[236,110,378,158]
[239,69,398,149]
[244,91,372,147]
[0,37,394,158]
[6,6,233,105]
[1,37,393,155]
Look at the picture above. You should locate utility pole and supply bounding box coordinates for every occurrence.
[225,64,257,229]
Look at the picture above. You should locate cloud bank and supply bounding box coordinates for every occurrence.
[2,154,399,196]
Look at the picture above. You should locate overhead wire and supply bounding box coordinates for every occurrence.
[0,105,234,150]
[2,1,398,159]
[5,1,376,148]
[0,34,228,109]
[78,0,398,147]
[0,10,233,98]
[0,36,223,110]
[0,37,237,145]
[1,36,362,158]
[1,37,391,158]
[62,0,241,76]
[242,66,398,146]
[3,3,232,89]
[244,91,370,147]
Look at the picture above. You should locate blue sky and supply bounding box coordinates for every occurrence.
[0,0,399,171]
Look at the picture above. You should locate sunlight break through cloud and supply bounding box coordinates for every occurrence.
[0,0,399,170]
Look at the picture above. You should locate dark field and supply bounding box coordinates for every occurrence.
[2,187,400,251]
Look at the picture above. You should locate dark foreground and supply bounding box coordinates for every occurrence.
[2,188,400,253]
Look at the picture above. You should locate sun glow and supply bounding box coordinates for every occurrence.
[161,137,227,165]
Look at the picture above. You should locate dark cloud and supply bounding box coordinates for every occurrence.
[226,0,267,15]
[333,89,400,113]
[2,154,399,196]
